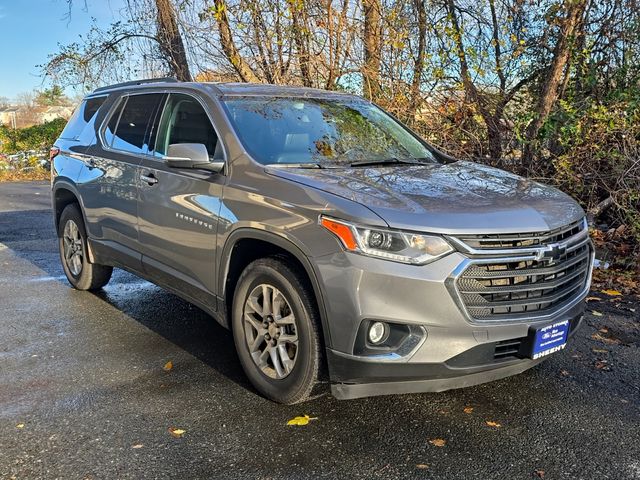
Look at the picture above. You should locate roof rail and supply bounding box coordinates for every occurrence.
[93,77,179,93]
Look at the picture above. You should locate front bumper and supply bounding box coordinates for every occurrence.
[313,249,589,400]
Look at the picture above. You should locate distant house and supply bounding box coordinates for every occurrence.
[0,106,21,129]
[0,104,75,128]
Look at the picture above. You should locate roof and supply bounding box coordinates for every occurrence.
[90,78,358,100]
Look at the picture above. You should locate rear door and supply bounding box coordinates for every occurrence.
[79,92,164,269]
[137,92,225,311]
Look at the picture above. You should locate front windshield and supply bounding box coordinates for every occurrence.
[222,96,436,166]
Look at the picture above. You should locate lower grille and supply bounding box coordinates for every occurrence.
[494,338,525,359]
[457,243,591,321]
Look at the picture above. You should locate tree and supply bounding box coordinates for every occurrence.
[36,86,67,106]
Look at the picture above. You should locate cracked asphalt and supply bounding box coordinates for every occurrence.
[1,181,638,480]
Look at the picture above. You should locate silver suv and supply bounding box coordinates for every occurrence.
[51,79,593,404]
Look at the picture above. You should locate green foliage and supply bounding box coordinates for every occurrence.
[0,118,67,155]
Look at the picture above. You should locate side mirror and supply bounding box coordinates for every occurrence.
[164,143,224,173]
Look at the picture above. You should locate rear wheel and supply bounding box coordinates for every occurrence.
[232,257,322,404]
[58,204,112,291]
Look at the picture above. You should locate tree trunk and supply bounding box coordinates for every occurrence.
[445,0,503,160]
[288,0,312,87]
[410,0,427,114]
[523,0,587,166]
[362,0,382,100]
[154,0,192,81]
[213,0,261,83]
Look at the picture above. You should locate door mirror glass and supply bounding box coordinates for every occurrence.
[165,143,224,172]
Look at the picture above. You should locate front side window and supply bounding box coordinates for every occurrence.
[154,93,221,160]
[104,93,163,154]
[222,96,435,166]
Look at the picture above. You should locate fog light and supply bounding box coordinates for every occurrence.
[368,321,388,344]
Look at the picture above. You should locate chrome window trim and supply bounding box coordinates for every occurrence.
[96,88,229,169]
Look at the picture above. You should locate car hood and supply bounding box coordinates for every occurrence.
[267,160,585,234]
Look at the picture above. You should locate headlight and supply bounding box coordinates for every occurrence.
[320,216,453,264]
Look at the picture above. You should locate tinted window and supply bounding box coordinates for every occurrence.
[109,93,163,154]
[155,94,221,159]
[103,98,125,147]
[222,97,434,165]
[59,96,107,140]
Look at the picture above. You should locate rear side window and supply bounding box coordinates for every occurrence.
[103,93,163,154]
[59,96,107,141]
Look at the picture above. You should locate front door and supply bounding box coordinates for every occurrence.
[137,93,225,311]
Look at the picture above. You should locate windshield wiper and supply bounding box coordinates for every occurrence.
[268,162,326,169]
[349,157,423,167]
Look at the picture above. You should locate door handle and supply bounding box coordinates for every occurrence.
[140,173,158,186]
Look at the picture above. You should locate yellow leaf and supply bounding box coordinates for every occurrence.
[601,289,622,296]
[163,361,173,371]
[592,348,608,353]
[132,444,144,449]
[429,438,446,447]
[591,310,603,316]
[16,423,24,429]
[169,427,186,437]
[286,415,317,426]
[416,464,429,469]
[585,297,601,302]
[486,421,502,428]
[463,407,474,414]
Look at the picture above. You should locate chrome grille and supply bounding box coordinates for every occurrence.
[455,219,585,251]
[451,219,593,322]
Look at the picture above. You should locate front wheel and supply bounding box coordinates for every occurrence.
[58,204,113,291]
[232,257,323,404]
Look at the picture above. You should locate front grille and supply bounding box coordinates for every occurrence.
[453,220,592,322]
[455,219,585,250]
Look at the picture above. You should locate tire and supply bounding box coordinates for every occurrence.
[232,257,323,404]
[58,203,113,291]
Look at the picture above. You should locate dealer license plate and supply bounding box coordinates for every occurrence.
[530,320,570,359]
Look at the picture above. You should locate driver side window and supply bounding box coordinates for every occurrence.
[154,93,223,161]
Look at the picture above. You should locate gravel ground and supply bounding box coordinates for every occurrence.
[1,181,638,480]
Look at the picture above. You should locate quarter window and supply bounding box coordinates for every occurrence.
[59,96,107,141]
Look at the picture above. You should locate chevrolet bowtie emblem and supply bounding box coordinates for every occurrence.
[536,243,567,262]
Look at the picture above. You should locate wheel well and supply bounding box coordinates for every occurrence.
[224,238,318,324]
[54,188,80,228]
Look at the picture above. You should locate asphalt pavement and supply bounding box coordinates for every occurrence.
[1,181,638,480]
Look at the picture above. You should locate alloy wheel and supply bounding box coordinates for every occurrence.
[63,219,84,276]
[243,283,299,379]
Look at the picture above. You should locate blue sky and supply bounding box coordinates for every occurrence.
[0,0,124,100]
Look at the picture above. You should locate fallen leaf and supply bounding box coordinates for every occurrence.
[16,423,24,429]
[560,369,570,377]
[534,469,545,478]
[591,333,621,345]
[132,444,144,449]
[429,438,446,447]
[286,415,317,426]
[585,297,601,302]
[594,360,610,371]
[592,348,609,354]
[163,361,173,371]
[168,427,186,437]
[601,289,622,296]
[463,406,474,414]
[416,464,429,469]
[485,421,502,428]
[591,310,603,316]
[599,327,609,333]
